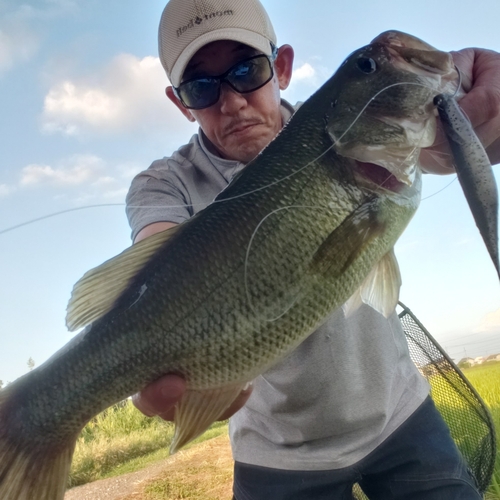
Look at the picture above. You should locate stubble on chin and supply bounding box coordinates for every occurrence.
[223,124,282,164]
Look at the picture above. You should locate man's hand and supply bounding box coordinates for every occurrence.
[132,374,253,421]
[420,47,500,173]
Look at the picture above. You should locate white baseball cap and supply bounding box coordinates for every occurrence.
[159,0,277,87]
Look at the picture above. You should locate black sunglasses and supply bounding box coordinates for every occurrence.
[174,47,279,110]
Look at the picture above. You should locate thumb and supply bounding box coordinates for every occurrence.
[132,374,186,420]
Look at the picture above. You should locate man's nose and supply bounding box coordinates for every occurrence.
[219,83,247,113]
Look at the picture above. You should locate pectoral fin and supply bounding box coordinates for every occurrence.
[342,248,402,318]
[310,196,386,277]
[66,225,181,331]
[170,383,248,453]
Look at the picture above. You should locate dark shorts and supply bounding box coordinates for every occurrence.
[233,397,481,500]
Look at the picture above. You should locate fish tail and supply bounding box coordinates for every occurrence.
[0,388,76,500]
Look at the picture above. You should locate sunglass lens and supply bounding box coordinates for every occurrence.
[228,57,272,92]
[179,78,219,109]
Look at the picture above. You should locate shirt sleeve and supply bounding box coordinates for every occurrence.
[126,159,193,241]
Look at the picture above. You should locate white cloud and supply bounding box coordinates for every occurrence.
[17,154,143,202]
[3,0,77,20]
[474,308,500,334]
[283,60,334,104]
[0,21,40,73]
[292,63,316,81]
[0,0,77,74]
[291,61,333,87]
[20,154,105,187]
[43,82,124,134]
[41,54,195,138]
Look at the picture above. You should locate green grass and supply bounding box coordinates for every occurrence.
[68,399,229,488]
[461,363,500,499]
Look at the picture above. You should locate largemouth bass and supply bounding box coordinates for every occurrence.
[0,31,469,499]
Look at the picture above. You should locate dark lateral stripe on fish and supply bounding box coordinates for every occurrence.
[434,93,500,278]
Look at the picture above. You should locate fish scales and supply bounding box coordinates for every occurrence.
[0,31,482,500]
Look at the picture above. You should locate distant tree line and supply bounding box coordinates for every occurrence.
[0,358,36,390]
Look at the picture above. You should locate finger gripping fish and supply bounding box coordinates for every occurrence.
[0,31,465,499]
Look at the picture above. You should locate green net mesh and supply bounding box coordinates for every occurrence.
[353,302,496,498]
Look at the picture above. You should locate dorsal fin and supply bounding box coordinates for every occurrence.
[66,225,180,331]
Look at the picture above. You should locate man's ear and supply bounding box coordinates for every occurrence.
[274,44,294,91]
[166,86,196,122]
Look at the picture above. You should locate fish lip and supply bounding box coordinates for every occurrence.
[372,31,460,89]
[371,30,438,52]
[386,45,454,79]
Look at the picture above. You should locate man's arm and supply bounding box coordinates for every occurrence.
[134,221,179,243]
[132,221,253,421]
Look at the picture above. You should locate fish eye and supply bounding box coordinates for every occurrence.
[356,57,377,74]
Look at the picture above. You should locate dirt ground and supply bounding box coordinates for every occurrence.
[64,434,233,500]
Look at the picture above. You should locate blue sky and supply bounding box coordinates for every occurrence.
[1,0,500,383]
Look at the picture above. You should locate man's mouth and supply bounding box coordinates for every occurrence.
[225,121,261,137]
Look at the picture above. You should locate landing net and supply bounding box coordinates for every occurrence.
[353,302,496,497]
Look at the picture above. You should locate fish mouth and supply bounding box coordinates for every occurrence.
[331,31,460,191]
[354,160,407,192]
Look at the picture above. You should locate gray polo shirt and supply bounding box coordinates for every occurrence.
[126,100,430,471]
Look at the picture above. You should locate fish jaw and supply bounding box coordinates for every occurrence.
[327,31,460,186]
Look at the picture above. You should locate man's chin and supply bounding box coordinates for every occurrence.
[222,136,271,164]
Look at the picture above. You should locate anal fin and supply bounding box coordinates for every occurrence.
[170,383,248,453]
[343,248,402,318]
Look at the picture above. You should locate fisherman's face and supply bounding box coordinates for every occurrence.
[167,40,294,164]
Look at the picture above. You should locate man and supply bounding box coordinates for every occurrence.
[127,0,500,498]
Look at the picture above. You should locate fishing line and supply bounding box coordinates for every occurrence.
[0,143,336,236]
[330,81,433,146]
[453,65,463,98]
[1,78,462,236]
[0,204,125,236]
[218,79,461,203]
[353,80,460,197]
[244,204,333,322]
[183,80,458,204]
[240,77,422,318]
[421,176,458,201]
[410,67,461,201]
